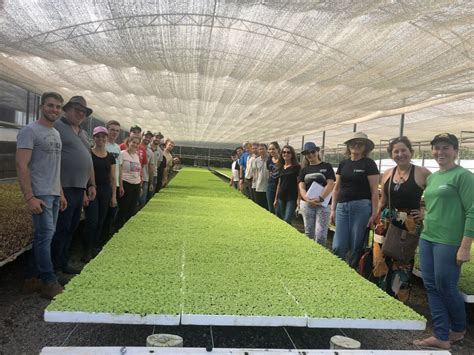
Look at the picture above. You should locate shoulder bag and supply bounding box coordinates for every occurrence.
[381,171,419,262]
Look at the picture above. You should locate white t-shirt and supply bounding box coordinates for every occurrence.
[106,142,121,187]
[231,160,240,182]
[119,150,141,185]
[254,156,269,192]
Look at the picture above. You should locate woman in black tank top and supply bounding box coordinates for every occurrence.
[379,137,431,233]
[376,136,431,301]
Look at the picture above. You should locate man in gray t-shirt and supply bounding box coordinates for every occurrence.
[51,96,96,277]
[16,92,66,299]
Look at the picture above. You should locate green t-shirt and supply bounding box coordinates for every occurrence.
[421,165,474,246]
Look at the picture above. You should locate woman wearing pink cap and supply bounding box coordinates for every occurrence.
[82,126,116,261]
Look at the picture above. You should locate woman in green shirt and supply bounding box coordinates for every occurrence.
[414,133,474,350]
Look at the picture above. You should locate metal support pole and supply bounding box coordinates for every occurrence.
[353,124,357,132]
[35,94,40,120]
[208,148,211,167]
[301,135,305,150]
[26,91,30,125]
[400,113,405,137]
[321,131,326,160]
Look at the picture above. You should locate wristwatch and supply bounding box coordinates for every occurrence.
[318,196,324,203]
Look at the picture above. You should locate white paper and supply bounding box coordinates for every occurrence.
[306,182,332,207]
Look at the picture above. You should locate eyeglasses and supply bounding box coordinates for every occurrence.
[282,151,291,155]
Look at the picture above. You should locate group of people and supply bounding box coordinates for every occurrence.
[16,92,175,299]
[230,132,472,350]
[15,91,473,351]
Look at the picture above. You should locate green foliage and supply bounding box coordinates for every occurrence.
[48,168,423,322]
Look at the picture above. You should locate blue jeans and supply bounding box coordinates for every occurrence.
[277,199,297,224]
[26,195,59,283]
[147,176,158,201]
[138,181,148,207]
[84,184,112,253]
[266,184,277,214]
[51,187,84,271]
[300,201,330,246]
[332,199,371,266]
[419,239,466,341]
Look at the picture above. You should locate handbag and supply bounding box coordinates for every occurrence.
[382,172,419,262]
[357,228,374,280]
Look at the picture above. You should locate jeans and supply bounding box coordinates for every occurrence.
[332,199,371,266]
[241,179,251,199]
[138,181,148,207]
[266,183,277,214]
[300,201,330,246]
[26,195,59,283]
[51,187,84,271]
[419,239,466,341]
[101,187,119,244]
[277,199,297,224]
[84,184,112,254]
[255,191,268,210]
[147,176,158,201]
[116,181,141,231]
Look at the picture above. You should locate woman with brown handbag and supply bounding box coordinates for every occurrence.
[377,136,431,301]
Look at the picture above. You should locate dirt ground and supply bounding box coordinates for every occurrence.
[1,190,473,354]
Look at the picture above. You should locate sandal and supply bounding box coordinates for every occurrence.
[449,330,466,345]
[413,336,451,350]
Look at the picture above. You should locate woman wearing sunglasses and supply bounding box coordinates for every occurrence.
[377,136,431,300]
[273,145,300,224]
[330,132,379,267]
[298,142,335,246]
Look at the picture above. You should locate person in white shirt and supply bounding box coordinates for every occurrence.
[254,144,269,209]
[245,142,259,201]
[230,151,240,189]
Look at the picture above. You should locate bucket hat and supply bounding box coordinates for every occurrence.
[301,142,320,155]
[344,132,375,152]
[62,96,93,117]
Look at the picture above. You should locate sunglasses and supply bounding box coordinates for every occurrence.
[303,150,317,156]
[282,150,292,155]
[349,141,365,147]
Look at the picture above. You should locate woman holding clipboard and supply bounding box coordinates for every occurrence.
[298,142,335,246]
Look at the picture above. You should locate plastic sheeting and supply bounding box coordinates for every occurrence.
[0,1,472,148]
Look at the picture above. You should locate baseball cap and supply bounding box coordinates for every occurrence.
[92,126,108,136]
[430,133,459,149]
[129,125,142,133]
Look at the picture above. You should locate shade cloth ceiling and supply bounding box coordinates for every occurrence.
[0,0,472,148]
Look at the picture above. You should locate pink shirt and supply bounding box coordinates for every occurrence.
[119,150,141,184]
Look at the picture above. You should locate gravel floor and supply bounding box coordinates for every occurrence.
[1,206,473,354]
